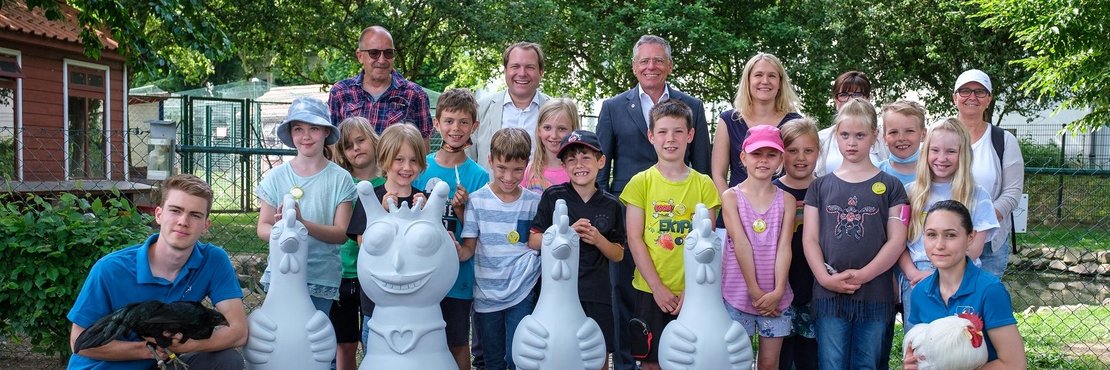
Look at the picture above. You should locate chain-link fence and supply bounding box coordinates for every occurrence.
[1,95,1107,368]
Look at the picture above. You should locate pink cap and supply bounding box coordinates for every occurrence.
[742,125,784,153]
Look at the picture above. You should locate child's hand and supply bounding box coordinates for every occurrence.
[652,289,681,316]
[819,271,861,295]
[746,288,767,307]
[449,233,464,261]
[754,289,784,317]
[672,291,686,316]
[907,267,933,288]
[273,202,302,223]
[451,185,468,210]
[903,345,920,370]
[841,268,870,286]
[572,219,605,245]
[413,192,427,209]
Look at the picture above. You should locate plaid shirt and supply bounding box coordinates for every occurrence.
[327,70,434,137]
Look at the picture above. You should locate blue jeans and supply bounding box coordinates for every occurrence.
[815,313,888,370]
[361,314,371,350]
[979,241,1009,278]
[474,293,536,370]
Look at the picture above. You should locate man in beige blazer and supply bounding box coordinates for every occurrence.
[467,42,551,170]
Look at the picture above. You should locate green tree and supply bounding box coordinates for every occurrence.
[972,0,1108,132]
[7,0,232,85]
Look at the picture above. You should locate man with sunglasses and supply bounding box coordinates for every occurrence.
[329,26,434,148]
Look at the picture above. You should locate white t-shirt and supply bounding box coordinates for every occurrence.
[816,126,887,176]
[906,183,999,265]
[970,128,999,202]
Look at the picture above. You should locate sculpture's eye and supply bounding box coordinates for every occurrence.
[362,221,393,256]
[685,235,698,251]
[297,225,309,238]
[542,228,555,245]
[405,221,443,257]
[270,226,282,241]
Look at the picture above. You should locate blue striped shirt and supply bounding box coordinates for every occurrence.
[461,185,541,312]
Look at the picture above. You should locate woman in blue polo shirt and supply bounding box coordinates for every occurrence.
[905,200,1027,369]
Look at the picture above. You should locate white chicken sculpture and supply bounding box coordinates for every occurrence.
[658,204,753,370]
[245,195,337,369]
[903,313,988,370]
[512,199,607,370]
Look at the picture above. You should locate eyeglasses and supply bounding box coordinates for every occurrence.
[835,92,867,102]
[956,88,990,98]
[359,48,396,60]
[634,56,669,66]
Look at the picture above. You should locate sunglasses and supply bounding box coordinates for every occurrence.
[359,48,396,60]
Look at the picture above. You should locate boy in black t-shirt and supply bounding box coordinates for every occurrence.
[529,130,626,368]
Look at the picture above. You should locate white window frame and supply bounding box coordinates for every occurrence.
[0,47,22,181]
[63,59,111,180]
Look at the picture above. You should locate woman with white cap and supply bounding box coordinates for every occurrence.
[951,69,1024,278]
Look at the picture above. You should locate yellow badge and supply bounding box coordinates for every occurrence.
[753,219,767,233]
[507,230,520,244]
[871,182,886,195]
[290,186,304,200]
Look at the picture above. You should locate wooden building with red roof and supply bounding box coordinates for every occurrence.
[0,0,138,192]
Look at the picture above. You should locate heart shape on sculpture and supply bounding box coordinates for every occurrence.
[387,329,416,354]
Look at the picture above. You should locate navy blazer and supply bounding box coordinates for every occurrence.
[595,86,712,195]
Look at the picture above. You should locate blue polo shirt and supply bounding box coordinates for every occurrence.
[66,234,243,370]
[907,258,1016,361]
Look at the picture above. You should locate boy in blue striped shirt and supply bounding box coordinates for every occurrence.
[460,127,541,370]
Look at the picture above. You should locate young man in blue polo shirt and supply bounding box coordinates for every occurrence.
[67,174,248,370]
[529,130,626,370]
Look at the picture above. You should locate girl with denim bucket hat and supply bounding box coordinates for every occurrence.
[256,96,357,317]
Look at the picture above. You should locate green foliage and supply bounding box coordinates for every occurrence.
[972,0,1110,132]
[0,192,152,355]
[1020,136,1065,168]
[0,137,13,180]
[10,0,233,84]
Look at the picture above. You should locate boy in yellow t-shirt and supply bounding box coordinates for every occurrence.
[620,99,720,370]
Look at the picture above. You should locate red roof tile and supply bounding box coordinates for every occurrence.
[0,0,119,50]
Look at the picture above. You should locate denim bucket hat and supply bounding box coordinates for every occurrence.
[277,97,338,148]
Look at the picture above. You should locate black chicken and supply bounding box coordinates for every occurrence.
[74,300,228,365]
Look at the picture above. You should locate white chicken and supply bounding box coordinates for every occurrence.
[903,313,988,370]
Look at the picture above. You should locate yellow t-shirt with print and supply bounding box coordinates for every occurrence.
[620,166,721,294]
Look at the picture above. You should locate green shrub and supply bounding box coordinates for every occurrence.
[0,191,152,356]
[0,137,13,179]
[1021,136,1064,168]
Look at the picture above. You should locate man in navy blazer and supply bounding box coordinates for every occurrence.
[595,34,711,370]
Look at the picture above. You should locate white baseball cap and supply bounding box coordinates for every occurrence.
[954,69,992,94]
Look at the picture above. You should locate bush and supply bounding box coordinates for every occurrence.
[0,191,152,356]
[1021,136,1065,168]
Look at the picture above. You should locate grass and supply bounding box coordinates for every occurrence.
[1020,224,1110,252]
[888,305,1110,369]
[206,212,265,253]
